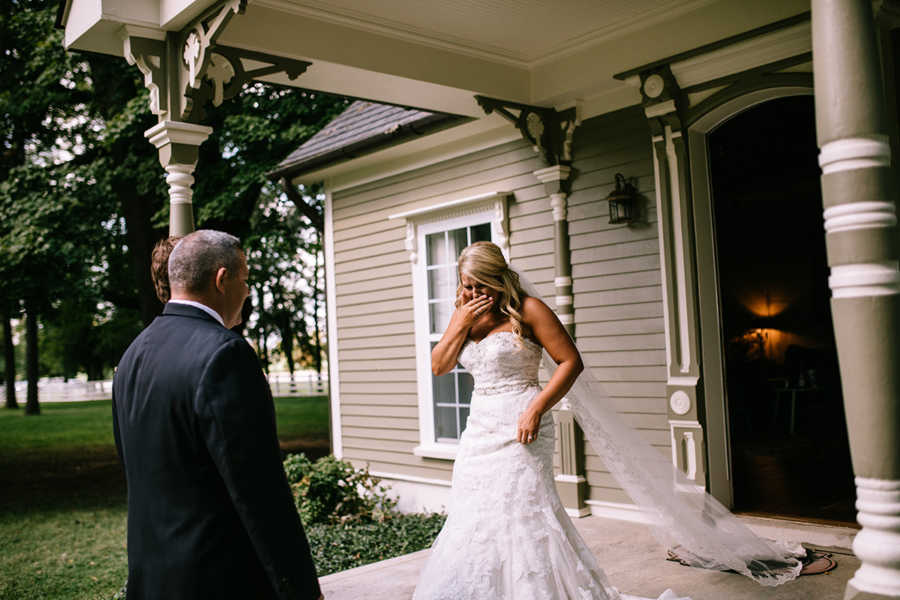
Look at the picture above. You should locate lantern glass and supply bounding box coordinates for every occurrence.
[607,173,636,224]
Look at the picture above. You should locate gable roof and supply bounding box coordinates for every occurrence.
[270,100,468,181]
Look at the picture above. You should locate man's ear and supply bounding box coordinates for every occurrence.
[214,267,228,293]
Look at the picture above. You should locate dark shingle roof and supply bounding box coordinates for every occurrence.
[270,101,467,181]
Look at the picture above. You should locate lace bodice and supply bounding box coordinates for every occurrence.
[458,331,542,395]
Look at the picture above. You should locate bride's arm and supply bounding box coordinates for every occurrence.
[517,296,584,444]
[431,294,494,376]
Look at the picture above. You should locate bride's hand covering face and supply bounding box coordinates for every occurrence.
[449,273,495,330]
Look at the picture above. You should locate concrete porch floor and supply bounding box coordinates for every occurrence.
[320,515,858,599]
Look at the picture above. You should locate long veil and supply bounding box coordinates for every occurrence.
[511,265,804,586]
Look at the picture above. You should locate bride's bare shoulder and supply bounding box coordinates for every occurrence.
[520,295,554,321]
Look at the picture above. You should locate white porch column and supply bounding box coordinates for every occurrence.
[534,164,590,517]
[145,121,213,236]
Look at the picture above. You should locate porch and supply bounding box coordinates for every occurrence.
[320,514,858,600]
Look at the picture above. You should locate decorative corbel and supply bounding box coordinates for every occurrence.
[474,96,579,168]
[638,65,685,136]
[189,46,311,121]
[121,29,167,117]
[179,0,246,120]
[121,0,311,124]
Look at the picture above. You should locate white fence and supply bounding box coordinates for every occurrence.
[0,379,113,403]
[0,371,328,403]
[267,371,329,397]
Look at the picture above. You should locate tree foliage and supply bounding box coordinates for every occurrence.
[1,2,347,403]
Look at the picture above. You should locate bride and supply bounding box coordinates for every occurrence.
[412,242,801,600]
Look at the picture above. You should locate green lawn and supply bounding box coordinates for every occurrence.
[0,396,329,600]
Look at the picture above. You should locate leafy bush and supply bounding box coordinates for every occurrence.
[283,453,398,525]
[307,512,447,576]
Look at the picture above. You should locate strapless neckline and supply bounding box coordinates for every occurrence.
[467,330,541,349]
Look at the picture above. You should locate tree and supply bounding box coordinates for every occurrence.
[2,308,16,409]
[0,3,346,407]
[245,184,327,378]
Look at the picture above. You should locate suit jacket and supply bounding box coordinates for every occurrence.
[112,302,320,600]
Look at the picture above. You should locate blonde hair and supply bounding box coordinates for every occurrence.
[456,241,528,340]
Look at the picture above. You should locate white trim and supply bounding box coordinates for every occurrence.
[669,390,691,415]
[304,115,519,191]
[645,99,676,118]
[671,21,811,90]
[397,202,509,454]
[554,295,574,307]
[819,135,891,174]
[850,477,900,596]
[144,120,213,148]
[255,0,718,70]
[532,165,572,184]
[667,375,699,387]
[389,191,509,222]
[824,201,898,233]
[555,474,586,484]
[413,444,459,460]
[549,192,568,222]
[324,192,343,459]
[368,471,452,514]
[584,500,657,525]
[830,262,900,298]
[558,313,574,325]
[651,132,673,376]
[663,124,692,374]
[565,506,593,518]
[554,276,573,288]
[369,470,452,488]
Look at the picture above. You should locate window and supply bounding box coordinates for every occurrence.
[390,192,510,459]
[425,224,491,442]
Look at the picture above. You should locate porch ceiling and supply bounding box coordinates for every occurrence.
[61,0,809,118]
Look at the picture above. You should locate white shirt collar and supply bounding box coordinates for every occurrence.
[168,299,225,327]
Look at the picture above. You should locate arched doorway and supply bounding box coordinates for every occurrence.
[691,92,855,523]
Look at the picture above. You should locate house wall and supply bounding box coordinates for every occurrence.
[330,137,545,494]
[328,105,666,510]
[567,107,668,506]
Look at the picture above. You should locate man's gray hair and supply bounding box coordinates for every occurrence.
[168,230,243,293]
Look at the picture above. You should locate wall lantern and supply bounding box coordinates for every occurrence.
[607,173,638,224]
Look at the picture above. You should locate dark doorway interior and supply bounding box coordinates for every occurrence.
[708,96,856,524]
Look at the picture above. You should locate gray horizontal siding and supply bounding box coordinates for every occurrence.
[329,106,667,503]
[331,138,545,481]
[568,107,667,506]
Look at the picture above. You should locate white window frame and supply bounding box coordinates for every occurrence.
[389,192,510,460]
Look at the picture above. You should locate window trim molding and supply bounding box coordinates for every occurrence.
[389,191,510,460]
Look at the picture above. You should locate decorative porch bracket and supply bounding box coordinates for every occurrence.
[639,65,707,491]
[474,96,578,170]
[120,0,311,235]
[474,96,588,515]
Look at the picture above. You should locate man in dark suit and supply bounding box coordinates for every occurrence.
[113,230,322,599]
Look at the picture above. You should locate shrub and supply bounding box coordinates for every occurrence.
[307,512,447,576]
[283,453,398,525]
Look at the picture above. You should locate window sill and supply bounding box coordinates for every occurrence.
[413,444,459,460]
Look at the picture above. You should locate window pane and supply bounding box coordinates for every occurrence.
[471,222,491,243]
[459,406,471,435]
[427,267,453,301]
[447,227,469,258]
[435,406,459,441]
[457,371,474,405]
[426,231,446,266]
[429,301,451,334]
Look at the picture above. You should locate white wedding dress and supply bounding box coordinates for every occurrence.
[413,332,689,600]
